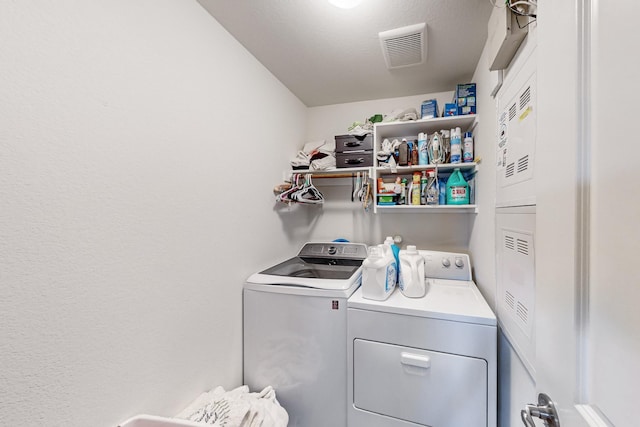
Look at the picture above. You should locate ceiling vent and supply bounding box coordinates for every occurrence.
[379,23,426,69]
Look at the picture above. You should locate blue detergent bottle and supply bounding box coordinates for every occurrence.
[383,236,400,282]
[438,176,447,205]
[446,168,470,205]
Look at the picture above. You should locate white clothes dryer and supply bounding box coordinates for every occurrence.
[244,242,368,427]
[347,250,497,427]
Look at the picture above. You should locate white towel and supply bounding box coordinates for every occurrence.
[176,385,288,427]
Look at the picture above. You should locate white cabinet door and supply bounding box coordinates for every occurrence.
[527,1,640,426]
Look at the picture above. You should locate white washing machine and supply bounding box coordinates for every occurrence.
[347,250,497,427]
[243,242,368,427]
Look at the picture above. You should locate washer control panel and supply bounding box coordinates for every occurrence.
[298,242,368,260]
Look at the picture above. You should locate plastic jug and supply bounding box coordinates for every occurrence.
[383,236,400,271]
[446,168,470,205]
[361,245,397,301]
[399,245,426,298]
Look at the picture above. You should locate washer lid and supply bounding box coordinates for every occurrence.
[348,279,496,326]
[259,255,363,280]
[246,242,367,291]
[246,264,363,290]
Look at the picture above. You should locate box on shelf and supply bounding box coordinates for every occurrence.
[456,83,476,116]
[335,134,373,168]
[444,103,458,117]
[335,134,373,152]
[421,99,439,119]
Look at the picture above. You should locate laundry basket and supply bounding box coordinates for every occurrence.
[118,414,205,427]
[118,385,288,427]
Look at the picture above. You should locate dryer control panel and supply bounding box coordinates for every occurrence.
[419,250,472,281]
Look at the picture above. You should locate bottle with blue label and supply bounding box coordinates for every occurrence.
[426,170,438,205]
[361,245,397,301]
[450,127,462,163]
[463,131,474,162]
[383,236,400,283]
[418,132,429,165]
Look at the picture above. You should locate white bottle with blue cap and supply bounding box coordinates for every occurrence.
[399,245,426,298]
[361,245,397,301]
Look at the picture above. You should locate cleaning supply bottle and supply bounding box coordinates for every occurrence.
[418,132,429,165]
[441,130,451,163]
[426,170,438,205]
[463,131,474,162]
[398,178,407,205]
[362,245,397,301]
[411,172,421,205]
[450,127,462,163]
[399,245,426,298]
[398,139,408,166]
[411,141,419,166]
[446,168,470,205]
[383,236,400,282]
[438,176,446,205]
[420,171,428,205]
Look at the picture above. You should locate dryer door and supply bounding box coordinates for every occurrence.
[353,339,488,427]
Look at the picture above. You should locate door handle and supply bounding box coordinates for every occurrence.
[400,352,431,369]
[520,393,560,427]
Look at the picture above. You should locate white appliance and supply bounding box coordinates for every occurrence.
[243,242,368,427]
[347,250,497,427]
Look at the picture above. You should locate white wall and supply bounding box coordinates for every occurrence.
[304,93,473,250]
[0,1,306,426]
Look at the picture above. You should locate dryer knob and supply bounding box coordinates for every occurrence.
[442,258,451,268]
[455,257,464,268]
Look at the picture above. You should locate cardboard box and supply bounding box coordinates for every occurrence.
[456,83,476,115]
[421,99,439,119]
[444,103,458,116]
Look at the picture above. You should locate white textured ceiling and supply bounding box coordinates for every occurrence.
[198,0,493,107]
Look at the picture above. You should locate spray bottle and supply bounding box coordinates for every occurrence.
[418,132,429,165]
[426,170,438,205]
[463,131,474,162]
[450,127,462,163]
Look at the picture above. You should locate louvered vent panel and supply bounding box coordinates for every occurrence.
[506,163,515,178]
[509,103,517,121]
[517,155,529,173]
[505,291,516,309]
[379,23,426,69]
[505,235,515,251]
[517,238,529,256]
[516,301,529,324]
[384,35,422,67]
[520,86,531,110]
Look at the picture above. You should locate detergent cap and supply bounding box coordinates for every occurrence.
[407,245,418,254]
